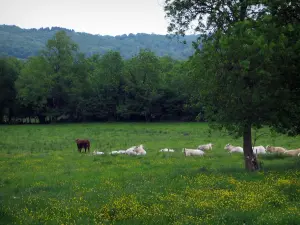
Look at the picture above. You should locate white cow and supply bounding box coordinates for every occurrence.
[111,151,119,155]
[265,145,286,154]
[253,145,266,154]
[126,146,137,152]
[283,149,300,156]
[125,146,137,155]
[197,143,213,151]
[93,151,105,155]
[134,144,147,155]
[111,150,126,155]
[224,144,243,153]
[183,148,205,156]
[160,148,175,152]
[126,151,137,155]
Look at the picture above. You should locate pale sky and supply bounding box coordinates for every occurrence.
[0,0,170,36]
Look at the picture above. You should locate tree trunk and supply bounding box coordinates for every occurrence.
[243,124,259,171]
[38,115,46,124]
[8,108,12,124]
[0,111,3,124]
[239,0,248,21]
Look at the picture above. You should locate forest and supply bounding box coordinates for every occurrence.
[0,30,201,124]
[0,25,197,60]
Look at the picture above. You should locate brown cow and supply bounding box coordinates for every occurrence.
[75,139,90,153]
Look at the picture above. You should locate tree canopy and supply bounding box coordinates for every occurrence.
[164,0,300,171]
[1,30,197,124]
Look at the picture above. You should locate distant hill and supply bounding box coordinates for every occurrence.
[0,25,199,60]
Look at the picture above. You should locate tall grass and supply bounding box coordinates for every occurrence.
[0,123,300,224]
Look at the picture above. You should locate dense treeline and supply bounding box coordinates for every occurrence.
[0,31,201,124]
[0,25,198,60]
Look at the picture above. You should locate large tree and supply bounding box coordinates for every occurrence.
[42,30,79,115]
[16,56,52,121]
[121,49,162,121]
[85,51,124,121]
[16,31,83,122]
[164,0,300,171]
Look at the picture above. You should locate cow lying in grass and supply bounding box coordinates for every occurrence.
[125,146,138,155]
[134,144,147,155]
[265,145,286,154]
[110,145,147,156]
[160,148,175,152]
[197,143,213,151]
[252,146,266,154]
[283,149,300,156]
[93,151,105,155]
[224,144,243,153]
[183,148,205,156]
[75,139,90,153]
[111,150,126,155]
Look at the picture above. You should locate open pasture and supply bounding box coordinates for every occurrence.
[1,122,300,225]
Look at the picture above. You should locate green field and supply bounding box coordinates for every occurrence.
[1,123,300,225]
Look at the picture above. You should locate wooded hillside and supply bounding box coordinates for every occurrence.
[0,30,203,124]
[0,25,198,60]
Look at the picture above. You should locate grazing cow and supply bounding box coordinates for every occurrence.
[197,143,213,151]
[75,139,90,153]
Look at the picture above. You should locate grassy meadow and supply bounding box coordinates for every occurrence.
[1,122,300,225]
